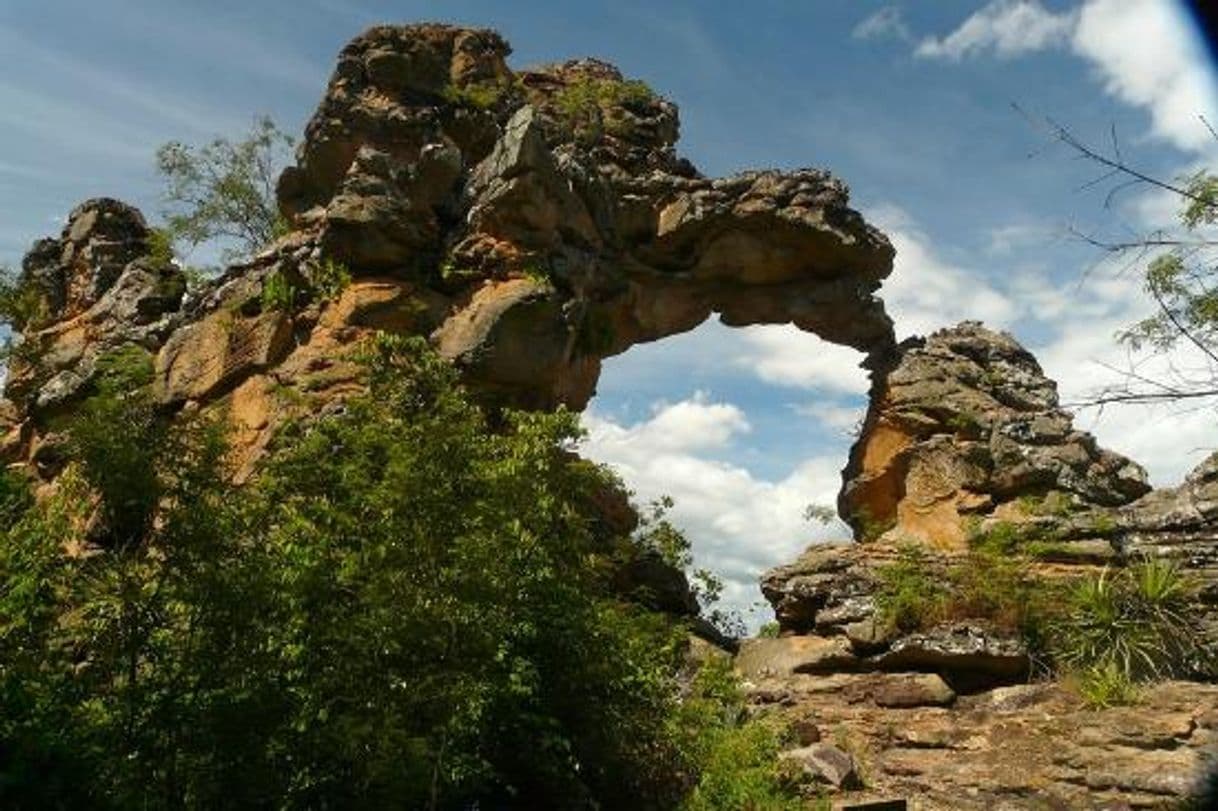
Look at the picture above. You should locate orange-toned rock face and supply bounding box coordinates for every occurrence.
[2,22,897,478]
[840,322,1151,548]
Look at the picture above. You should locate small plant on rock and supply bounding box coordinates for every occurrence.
[0,267,47,333]
[874,544,949,633]
[1053,556,1203,683]
[306,257,352,301]
[260,271,299,312]
[1075,661,1140,709]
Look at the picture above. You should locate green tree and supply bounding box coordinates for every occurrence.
[1041,117,1218,406]
[155,115,293,264]
[1,333,803,810]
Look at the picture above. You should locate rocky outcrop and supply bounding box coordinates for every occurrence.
[754,322,1217,807]
[2,199,185,446]
[840,322,1151,549]
[3,23,894,475]
[272,23,894,411]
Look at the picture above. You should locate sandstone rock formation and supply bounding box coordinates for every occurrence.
[2,22,894,477]
[840,322,1151,550]
[745,673,1218,809]
[753,322,1218,808]
[3,21,1217,811]
[1,199,186,469]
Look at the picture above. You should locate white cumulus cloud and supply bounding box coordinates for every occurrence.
[915,0,1076,60]
[580,395,851,626]
[913,0,1218,155]
[853,6,912,42]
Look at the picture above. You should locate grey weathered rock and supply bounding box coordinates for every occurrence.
[735,635,858,680]
[839,322,1151,549]
[0,198,185,432]
[781,743,864,790]
[870,624,1029,684]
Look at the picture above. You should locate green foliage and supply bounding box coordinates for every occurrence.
[1180,169,1218,229]
[677,659,803,811]
[876,541,1055,648]
[554,76,656,142]
[145,227,177,267]
[438,260,484,288]
[1117,169,1218,358]
[1052,557,1204,682]
[1075,661,1140,709]
[757,621,781,639]
[442,78,519,110]
[521,263,552,285]
[633,497,743,636]
[93,344,155,394]
[0,332,775,809]
[802,503,836,525]
[874,545,949,633]
[0,266,47,333]
[851,506,895,542]
[155,115,293,263]
[945,411,981,434]
[305,257,352,301]
[0,466,33,527]
[1017,491,1076,518]
[260,271,299,312]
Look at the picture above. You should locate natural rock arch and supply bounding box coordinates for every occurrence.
[1,23,897,477]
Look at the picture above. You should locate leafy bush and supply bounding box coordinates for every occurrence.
[554,76,656,142]
[677,659,803,811]
[0,332,768,809]
[1052,557,1204,681]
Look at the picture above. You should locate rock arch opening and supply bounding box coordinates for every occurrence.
[579,316,870,624]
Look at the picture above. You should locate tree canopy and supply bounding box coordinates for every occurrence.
[154,115,293,265]
[0,335,802,810]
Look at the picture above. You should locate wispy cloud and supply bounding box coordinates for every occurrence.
[581,395,850,623]
[915,0,1076,60]
[852,6,912,42]
[868,203,1017,339]
[1072,0,1218,155]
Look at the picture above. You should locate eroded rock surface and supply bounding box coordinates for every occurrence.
[841,322,1151,549]
[2,199,185,463]
[745,675,1218,810]
[3,22,894,474]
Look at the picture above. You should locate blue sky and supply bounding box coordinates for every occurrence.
[2,1,1216,619]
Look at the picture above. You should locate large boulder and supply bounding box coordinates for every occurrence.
[840,322,1150,549]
